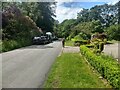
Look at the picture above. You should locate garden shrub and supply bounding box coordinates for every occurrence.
[80,45,120,88]
[104,39,107,44]
[92,39,105,53]
[74,42,80,46]
[71,34,89,46]
[74,40,88,46]
[2,40,18,52]
[85,44,94,48]
[1,4,42,52]
[99,42,104,52]
[2,38,32,52]
[73,35,83,41]
[94,41,99,49]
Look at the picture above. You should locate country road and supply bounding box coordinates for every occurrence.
[2,41,62,88]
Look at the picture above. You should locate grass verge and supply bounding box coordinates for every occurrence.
[65,40,74,46]
[80,45,119,88]
[44,53,111,88]
[106,40,118,44]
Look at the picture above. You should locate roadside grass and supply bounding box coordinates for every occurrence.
[107,40,118,44]
[65,40,118,46]
[0,41,2,53]
[1,39,32,52]
[44,53,111,88]
[65,40,74,46]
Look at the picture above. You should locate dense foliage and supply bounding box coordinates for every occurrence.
[105,25,120,41]
[56,1,120,41]
[1,2,56,52]
[54,19,76,38]
[80,45,120,88]
[2,4,41,40]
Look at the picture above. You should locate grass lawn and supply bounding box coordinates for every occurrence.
[44,53,111,88]
[107,40,118,44]
[65,40,74,46]
[0,41,2,52]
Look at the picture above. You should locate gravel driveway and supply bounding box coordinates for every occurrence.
[103,43,119,61]
[63,46,80,53]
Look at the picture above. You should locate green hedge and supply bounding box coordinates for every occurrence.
[80,45,120,88]
[73,40,88,46]
[85,44,94,48]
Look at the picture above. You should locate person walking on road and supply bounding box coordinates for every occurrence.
[62,38,65,48]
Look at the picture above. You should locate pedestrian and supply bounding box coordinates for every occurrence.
[62,38,65,48]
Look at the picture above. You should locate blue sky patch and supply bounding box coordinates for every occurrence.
[55,0,118,23]
[60,2,107,9]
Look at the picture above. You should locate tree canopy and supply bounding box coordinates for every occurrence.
[2,2,56,40]
[56,1,119,41]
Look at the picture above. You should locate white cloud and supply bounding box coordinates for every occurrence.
[55,2,82,23]
[107,0,119,5]
[55,0,119,2]
[55,0,119,23]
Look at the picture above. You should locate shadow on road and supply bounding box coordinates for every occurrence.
[20,45,54,50]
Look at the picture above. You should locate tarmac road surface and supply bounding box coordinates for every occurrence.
[2,41,62,88]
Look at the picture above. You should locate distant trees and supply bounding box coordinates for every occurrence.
[105,25,120,41]
[54,19,76,38]
[77,3,118,27]
[35,2,56,33]
[91,20,103,33]
[57,2,119,41]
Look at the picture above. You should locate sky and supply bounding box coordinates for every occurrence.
[55,0,119,23]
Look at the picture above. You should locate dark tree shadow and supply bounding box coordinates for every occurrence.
[20,45,54,50]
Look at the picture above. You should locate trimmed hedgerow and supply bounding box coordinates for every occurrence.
[74,40,88,46]
[80,45,120,88]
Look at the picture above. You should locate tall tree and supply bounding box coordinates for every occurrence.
[77,3,118,27]
[36,2,56,33]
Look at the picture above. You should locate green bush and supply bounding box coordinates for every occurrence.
[91,39,105,53]
[2,40,19,52]
[104,39,107,44]
[74,40,88,46]
[2,38,32,52]
[80,45,120,88]
[85,44,94,48]
[105,24,120,41]
[99,42,104,52]
[71,32,88,42]
[94,41,99,49]
[73,35,83,41]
